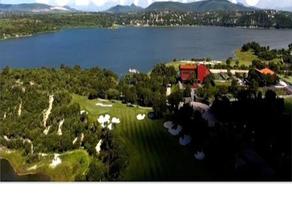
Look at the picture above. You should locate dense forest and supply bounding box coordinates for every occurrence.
[0,13,114,39]
[0,67,127,180]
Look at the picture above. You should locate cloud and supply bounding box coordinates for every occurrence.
[75,0,90,6]
[245,0,260,6]
[54,0,70,6]
[36,0,50,4]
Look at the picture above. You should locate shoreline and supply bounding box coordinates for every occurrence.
[0,148,48,179]
[0,24,289,42]
[0,148,90,181]
[0,158,49,178]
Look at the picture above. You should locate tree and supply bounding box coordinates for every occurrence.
[252,59,265,69]
[167,90,183,111]
[123,87,136,104]
[288,43,292,51]
[229,79,239,96]
[106,89,119,100]
[152,93,167,117]
[226,57,232,66]
[250,79,259,92]
[235,60,240,67]
[86,159,106,181]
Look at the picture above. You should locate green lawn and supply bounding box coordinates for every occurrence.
[232,49,258,66]
[0,148,91,181]
[72,94,212,181]
[232,49,282,67]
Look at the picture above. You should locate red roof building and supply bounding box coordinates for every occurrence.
[256,67,275,76]
[180,64,196,82]
[179,64,210,84]
[197,64,211,84]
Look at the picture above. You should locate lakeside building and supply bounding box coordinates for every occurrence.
[179,64,211,84]
[256,67,275,76]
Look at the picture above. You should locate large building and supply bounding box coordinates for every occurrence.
[179,64,211,84]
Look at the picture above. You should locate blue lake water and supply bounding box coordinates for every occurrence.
[0,26,292,75]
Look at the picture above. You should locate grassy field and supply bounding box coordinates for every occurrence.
[0,148,91,181]
[232,49,258,66]
[72,94,212,181]
[232,49,282,66]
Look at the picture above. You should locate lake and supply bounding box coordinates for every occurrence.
[0,26,292,74]
[0,159,50,181]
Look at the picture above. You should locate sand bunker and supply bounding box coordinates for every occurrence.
[57,119,65,136]
[108,123,113,130]
[50,154,62,168]
[163,121,173,129]
[27,165,37,171]
[80,133,85,142]
[3,112,6,120]
[137,114,146,121]
[178,102,185,110]
[202,111,216,127]
[43,126,51,135]
[169,126,183,136]
[166,87,172,96]
[112,117,121,124]
[190,102,209,112]
[98,99,109,102]
[72,137,78,145]
[95,139,103,154]
[98,115,121,130]
[23,139,33,154]
[4,136,10,141]
[15,79,23,85]
[194,151,205,161]
[43,95,54,127]
[80,110,88,115]
[98,114,111,128]
[179,135,192,146]
[164,121,182,136]
[18,101,22,117]
[96,103,113,108]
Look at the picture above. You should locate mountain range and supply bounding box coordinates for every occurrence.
[1,0,284,14]
[106,0,256,14]
[0,3,76,13]
[106,3,143,14]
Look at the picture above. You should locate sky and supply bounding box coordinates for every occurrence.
[1,0,292,11]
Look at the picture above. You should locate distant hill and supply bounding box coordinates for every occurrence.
[145,0,256,12]
[0,3,76,13]
[106,3,143,14]
[275,7,292,12]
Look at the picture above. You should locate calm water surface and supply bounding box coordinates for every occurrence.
[0,26,292,74]
[0,159,50,181]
